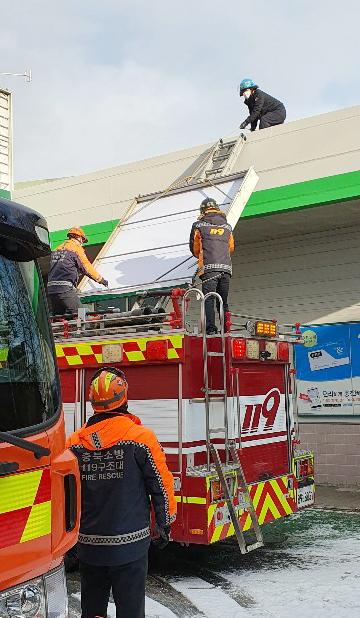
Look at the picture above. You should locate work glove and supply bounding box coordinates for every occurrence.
[152,524,170,549]
[239,121,248,130]
[100,278,109,287]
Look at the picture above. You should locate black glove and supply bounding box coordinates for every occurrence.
[239,121,248,130]
[100,278,109,287]
[152,524,170,549]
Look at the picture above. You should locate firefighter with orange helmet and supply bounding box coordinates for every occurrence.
[47,226,108,315]
[66,367,177,618]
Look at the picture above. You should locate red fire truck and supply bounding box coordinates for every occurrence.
[52,286,314,553]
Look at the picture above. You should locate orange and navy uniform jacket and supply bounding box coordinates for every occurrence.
[66,411,177,566]
[47,237,102,293]
[189,209,235,277]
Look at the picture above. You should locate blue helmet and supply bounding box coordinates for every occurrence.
[238,78,258,96]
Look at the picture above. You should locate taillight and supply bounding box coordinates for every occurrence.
[297,457,314,478]
[232,338,246,359]
[211,480,222,502]
[255,321,277,337]
[278,342,289,361]
[246,339,259,359]
[265,341,277,360]
[145,339,168,360]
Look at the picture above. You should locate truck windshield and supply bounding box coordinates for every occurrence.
[0,255,60,433]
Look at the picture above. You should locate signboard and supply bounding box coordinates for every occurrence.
[295,323,360,415]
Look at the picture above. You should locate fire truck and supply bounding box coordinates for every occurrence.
[52,287,315,553]
[0,195,80,616]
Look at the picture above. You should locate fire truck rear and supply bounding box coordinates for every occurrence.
[0,196,80,616]
[53,287,314,553]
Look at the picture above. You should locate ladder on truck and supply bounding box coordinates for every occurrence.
[200,289,264,554]
[201,134,247,180]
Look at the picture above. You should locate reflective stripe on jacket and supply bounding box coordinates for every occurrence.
[47,238,102,293]
[66,412,177,566]
[189,209,234,276]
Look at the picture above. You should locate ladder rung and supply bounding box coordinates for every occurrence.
[246,541,264,552]
[209,427,226,434]
[212,154,231,162]
[208,389,226,395]
[207,352,225,357]
[205,167,224,176]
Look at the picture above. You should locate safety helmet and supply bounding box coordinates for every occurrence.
[67,226,88,243]
[89,367,128,413]
[238,79,258,96]
[200,197,219,213]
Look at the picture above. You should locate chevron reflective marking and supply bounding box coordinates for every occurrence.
[207,475,296,543]
[0,468,51,550]
[56,335,184,367]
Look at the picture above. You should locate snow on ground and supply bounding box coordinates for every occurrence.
[222,512,360,618]
[170,577,247,617]
[69,510,360,618]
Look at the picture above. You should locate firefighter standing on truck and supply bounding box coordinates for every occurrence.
[189,197,234,335]
[66,367,177,618]
[238,78,286,131]
[47,226,108,315]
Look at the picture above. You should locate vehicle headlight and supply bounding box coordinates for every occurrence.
[0,577,45,618]
[0,564,67,618]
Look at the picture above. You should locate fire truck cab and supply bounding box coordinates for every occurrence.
[0,196,79,617]
[53,287,315,553]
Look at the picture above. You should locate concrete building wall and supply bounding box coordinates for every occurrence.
[12,104,360,239]
[13,142,212,233]
[299,423,360,487]
[233,104,360,191]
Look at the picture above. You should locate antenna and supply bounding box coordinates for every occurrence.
[0,70,32,82]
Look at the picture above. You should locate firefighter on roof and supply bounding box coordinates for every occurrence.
[66,367,176,618]
[47,226,108,315]
[238,79,286,131]
[189,198,234,335]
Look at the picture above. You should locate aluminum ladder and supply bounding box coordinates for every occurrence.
[202,291,264,554]
[201,134,247,180]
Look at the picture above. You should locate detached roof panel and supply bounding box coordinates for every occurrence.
[81,172,258,296]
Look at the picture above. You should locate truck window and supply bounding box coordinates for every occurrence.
[0,255,60,433]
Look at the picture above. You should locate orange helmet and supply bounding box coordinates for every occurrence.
[89,367,128,413]
[67,226,88,243]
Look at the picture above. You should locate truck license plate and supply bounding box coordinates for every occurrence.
[297,484,315,509]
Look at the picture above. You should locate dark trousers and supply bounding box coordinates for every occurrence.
[79,553,148,618]
[201,271,230,334]
[259,105,286,129]
[48,288,81,315]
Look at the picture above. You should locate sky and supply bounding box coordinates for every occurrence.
[1,0,360,183]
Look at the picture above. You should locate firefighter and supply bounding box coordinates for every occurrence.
[66,367,177,618]
[47,226,108,315]
[238,79,286,131]
[189,197,234,335]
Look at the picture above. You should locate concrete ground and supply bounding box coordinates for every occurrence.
[315,484,360,511]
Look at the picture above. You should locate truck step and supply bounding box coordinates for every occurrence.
[246,541,264,553]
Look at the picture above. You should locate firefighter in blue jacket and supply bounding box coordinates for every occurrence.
[66,367,177,618]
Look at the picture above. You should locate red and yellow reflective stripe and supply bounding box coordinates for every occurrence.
[206,475,296,543]
[56,335,184,367]
[0,468,51,549]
